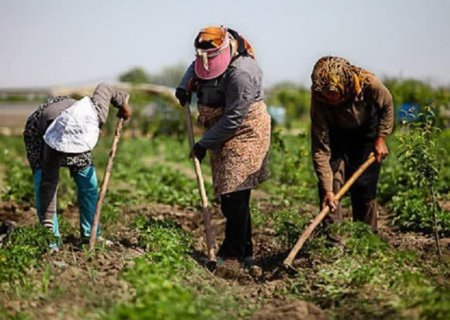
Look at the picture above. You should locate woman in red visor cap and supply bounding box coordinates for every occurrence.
[176,26,271,267]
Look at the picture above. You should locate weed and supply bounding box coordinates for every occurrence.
[250,203,267,229]
[41,263,51,295]
[273,209,311,247]
[0,226,56,284]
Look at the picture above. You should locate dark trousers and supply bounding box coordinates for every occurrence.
[218,189,252,259]
[40,144,63,223]
[321,143,381,232]
[39,144,100,238]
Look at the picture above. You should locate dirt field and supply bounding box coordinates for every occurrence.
[1,131,449,320]
[1,185,448,319]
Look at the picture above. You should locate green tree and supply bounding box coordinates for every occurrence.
[119,64,187,87]
[119,67,150,84]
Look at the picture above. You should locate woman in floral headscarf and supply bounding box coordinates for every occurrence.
[310,56,394,236]
[176,26,271,266]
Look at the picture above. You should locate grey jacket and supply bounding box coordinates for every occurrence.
[40,83,128,131]
[26,83,129,223]
[178,55,264,149]
[92,83,129,126]
[24,83,128,172]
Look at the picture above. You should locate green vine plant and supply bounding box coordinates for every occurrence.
[397,105,443,256]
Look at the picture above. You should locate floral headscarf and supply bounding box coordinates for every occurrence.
[311,56,374,105]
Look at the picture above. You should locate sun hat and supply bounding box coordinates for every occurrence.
[44,97,100,153]
[194,27,232,80]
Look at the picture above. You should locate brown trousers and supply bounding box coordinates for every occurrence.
[320,155,379,233]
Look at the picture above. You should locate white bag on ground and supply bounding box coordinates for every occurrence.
[44,97,100,153]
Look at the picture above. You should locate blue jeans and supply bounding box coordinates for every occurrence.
[33,166,100,241]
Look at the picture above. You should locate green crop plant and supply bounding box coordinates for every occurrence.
[0,226,57,284]
[273,209,318,248]
[112,161,213,207]
[266,130,317,205]
[98,200,122,233]
[0,155,35,204]
[40,263,51,295]
[396,105,445,255]
[250,203,268,229]
[0,137,81,210]
[0,307,30,320]
[287,222,450,319]
[103,217,246,320]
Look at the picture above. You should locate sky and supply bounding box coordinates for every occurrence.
[1,0,449,88]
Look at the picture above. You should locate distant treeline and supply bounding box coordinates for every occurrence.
[266,78,450,128]
[0,95,47,103]
[119,65,450,127]
[3,65,449,132]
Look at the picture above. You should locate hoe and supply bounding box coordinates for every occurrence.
[184,79,217,271]
[283,154,376,269]
[89,117,124,251]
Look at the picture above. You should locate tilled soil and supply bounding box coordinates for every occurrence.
[0,199,447,319]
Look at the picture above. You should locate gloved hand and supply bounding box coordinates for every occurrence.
[117,105,131,120]
[117,94,131,120]
[176,88,191,107]
[190,142,207,163]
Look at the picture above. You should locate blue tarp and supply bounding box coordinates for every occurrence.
[397,103,419,121]
[267,106,286,125]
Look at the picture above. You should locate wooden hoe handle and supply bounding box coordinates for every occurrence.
[183,82,216,263]
[283,154,376,268]
[89,118,124,251]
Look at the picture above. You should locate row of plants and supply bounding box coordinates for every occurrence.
[102,216,249,320]
[0,135,249,319]
[3,101,450,237]
[268,207,450,319]
[0,135,212,210]
[0,226,56,284]
[1,120,450,319]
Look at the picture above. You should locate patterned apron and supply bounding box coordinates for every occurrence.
[198,101,271,196]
